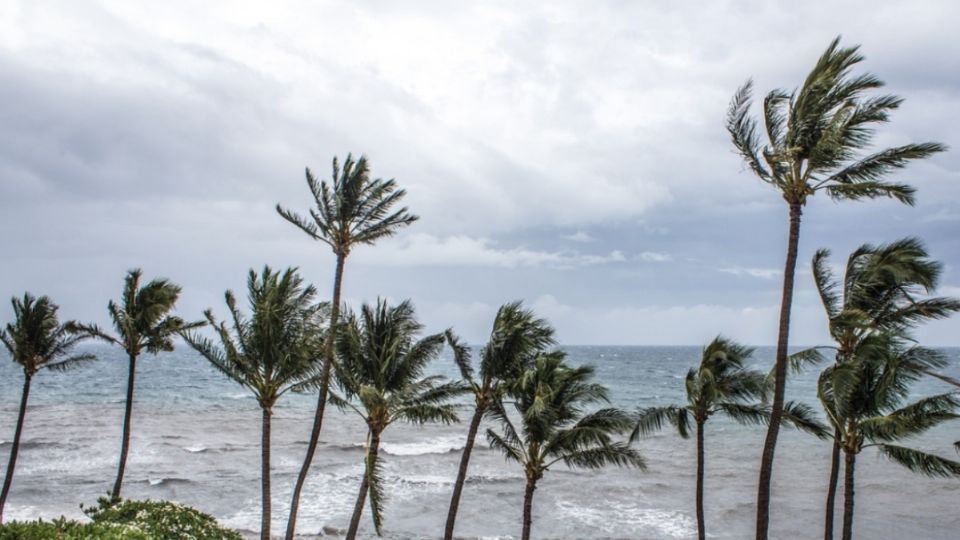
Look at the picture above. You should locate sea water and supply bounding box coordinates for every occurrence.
[1,344,957,539]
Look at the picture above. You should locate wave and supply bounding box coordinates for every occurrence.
[147,477,194,487]
[380,437,464,456]
[182,446,208,453]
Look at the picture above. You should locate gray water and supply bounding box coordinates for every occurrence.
[1,344,958,539]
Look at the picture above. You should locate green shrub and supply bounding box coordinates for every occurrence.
[0,517,150,539]
[0,498,241,540]
[84,497,243,540]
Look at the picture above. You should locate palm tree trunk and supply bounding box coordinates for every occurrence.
[285,254,346,540]
[841,450,856,540]
[696,419,706,540]
[521,476,537,540]
[346,429,381,540]
[824,434,841,540]
[112,352,138,499]
[443,403,485,540]
[756,202,802,540]
[0,375,31,523]
[261,406,273,540]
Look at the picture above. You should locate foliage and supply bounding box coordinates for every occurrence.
[82,497,242,540]
[1,294,95,377]
[0,517,149,540]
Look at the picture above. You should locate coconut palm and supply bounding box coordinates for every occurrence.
[812,238,960,540]
[329,299,464,539]
[276,154,418,539]
[487,352,644,540]
[726,37,946,539]
[0,294,96,522]
[633,337,825,540]
[70,269,201,498]
[442,301,556,540]
[818,337,960,540]
[182,267,326,540]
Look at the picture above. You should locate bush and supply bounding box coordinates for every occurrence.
[0,517,150,539]
[84,497,243,540]
[0,498,241,540]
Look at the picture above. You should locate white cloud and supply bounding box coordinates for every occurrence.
[719,267,782,280]
[353,233,626,269]
[637,251,672,262]
[563,231,595,242]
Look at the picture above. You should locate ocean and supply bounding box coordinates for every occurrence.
[1,344,958,539]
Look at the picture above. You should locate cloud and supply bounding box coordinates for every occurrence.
[719,267,782,280]
[563,231,595,242]
[637,251,672,262]
[353,233,627,269]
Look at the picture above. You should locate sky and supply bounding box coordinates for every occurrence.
[1,0,958,346]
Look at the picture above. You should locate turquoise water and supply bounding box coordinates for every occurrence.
[1,344,958,539]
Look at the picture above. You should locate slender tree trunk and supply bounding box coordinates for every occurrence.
[696,419,706,540]
[824,434,842,540]
[841,450,856,540]
[346,429,381,540]
[112,352,138,498]
[0,375,31,523]
[756,202,802,540]
[521,477,537,540]
[443,403,486,540]
[261,407,273,540]
[285,254,346,540]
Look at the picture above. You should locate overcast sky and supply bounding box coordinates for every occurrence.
[1,0,958,346]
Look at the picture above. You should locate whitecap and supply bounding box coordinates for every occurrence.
[379,436,464,456]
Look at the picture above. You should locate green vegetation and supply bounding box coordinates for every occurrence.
[276,154,418,540]
[182,267,326,540]
[726,36,947,540]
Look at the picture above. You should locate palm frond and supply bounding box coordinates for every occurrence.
[631,406,690,441]
[559,442,647,471]
[781,401,830,439]
[878,444,960,478]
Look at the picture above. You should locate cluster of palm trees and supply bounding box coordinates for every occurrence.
[2,35,960,540]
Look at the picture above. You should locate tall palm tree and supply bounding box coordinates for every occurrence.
[818,337,960,540]
[182,267,326,540]
[443,301,556,540]
[726,37,946,539]
[276,154,418,539]
[487,352,644,540]
[812,238,960,540]
[329,299,464,539]
[633,337,825,540]
[0,294,96,522]
[72,269,201,498]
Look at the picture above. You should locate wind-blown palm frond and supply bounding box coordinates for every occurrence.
[631,406,690,441]
[877,444,960,478]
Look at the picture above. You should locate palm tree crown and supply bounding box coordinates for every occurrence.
[331,299,464,538]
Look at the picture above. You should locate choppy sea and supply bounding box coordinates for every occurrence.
[1,344,958,539]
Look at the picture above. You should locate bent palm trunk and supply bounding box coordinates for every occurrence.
[112,353,138,498]
[346,429,381,540]
[522,477,537,540]
[261,407,273,540]
[0,376,31,522]
[444,404,485,540]
[841,450,856,540]
[286,255,345,540]
[696,419,706,540]
[824,434,841,540]
[756,202,802,540]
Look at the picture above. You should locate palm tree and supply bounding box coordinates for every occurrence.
[818,337,960,540]
[329,299,464,539]
[182,267,326,540]
[812,238,960,540]
[276,154,418,539]
[726,37,946,539]
[0,294,96,522]
[633,337,825,540]
[487,352,644,540]
[71,269,201,498]
[443,301,556,540]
